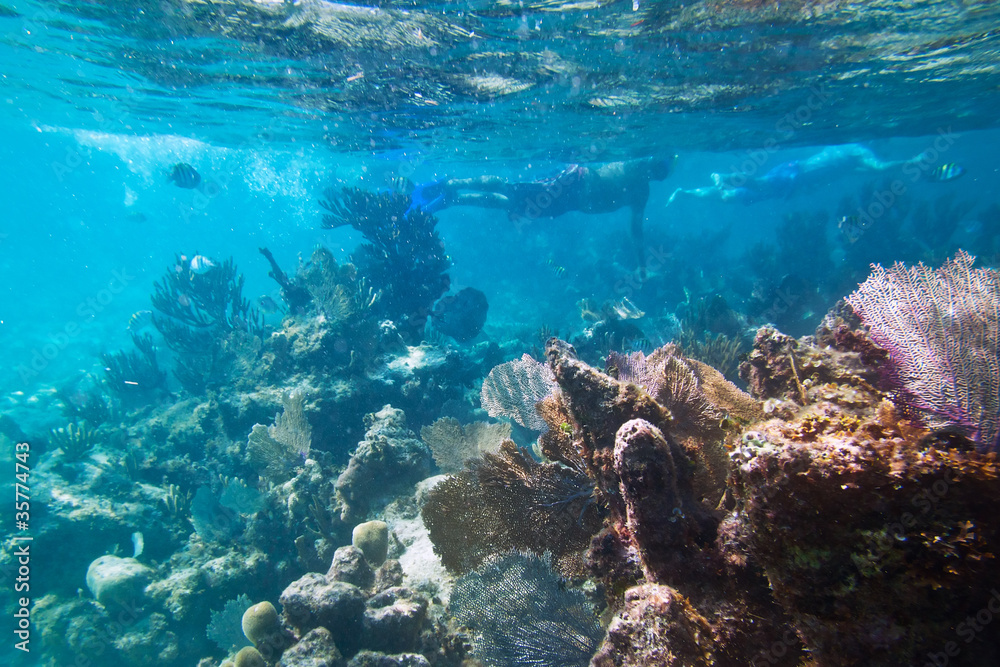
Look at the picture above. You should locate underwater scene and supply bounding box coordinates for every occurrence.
[3,0,1000,665]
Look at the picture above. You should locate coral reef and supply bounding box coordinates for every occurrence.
[150,255,264,394]
[276,542,464,666]
[607,344,761,504]
[732,403,1000,664]
[16,191,1000,667]
[726,288,1000,665]
[335,406,433,523]
[540,338,804,665]
[591,583,716,667]
[279,575,367,653]
[101,332,168,408]
[320,188,450,341]
[277,627,343,667]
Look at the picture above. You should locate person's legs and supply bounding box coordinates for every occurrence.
[450,192,511,209]
[666,186,727,206]
[446,175,511,193]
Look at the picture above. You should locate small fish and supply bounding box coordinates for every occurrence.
[127,310,154,333]
[168,162,202,189]
[258,295,280,314]
[132,531,144,559]
[964,219,984,235]
[627,337,653,353]
[608,297,645,320]
[189,255,215,275]
[126,211,147,224]
[927,163,965,182]
[546,258,567,278]
[838,215,862,243]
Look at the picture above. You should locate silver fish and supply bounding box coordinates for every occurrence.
[189,255,215,275]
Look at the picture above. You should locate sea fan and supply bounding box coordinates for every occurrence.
[846,251,1000,451]
[450,551,603,667]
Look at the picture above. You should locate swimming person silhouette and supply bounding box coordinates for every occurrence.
[409,156,675,275]
[666,143,960,206]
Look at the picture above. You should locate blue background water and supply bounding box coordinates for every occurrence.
[2,121,995,431]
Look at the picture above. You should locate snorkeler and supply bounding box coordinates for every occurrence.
[666,143,964,206]
[409,156,674,273]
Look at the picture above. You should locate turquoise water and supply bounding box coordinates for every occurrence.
[2,0,1000,665]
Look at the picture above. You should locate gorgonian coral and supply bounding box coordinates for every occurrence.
[846,250,1000,452]
[450,551,604,667]
[480,353,557,431]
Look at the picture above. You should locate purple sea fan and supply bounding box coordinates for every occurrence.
[846,250,1000,452]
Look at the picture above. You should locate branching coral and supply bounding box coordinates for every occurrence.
[152,255,262,337]
[320,187,449,340]
[49,422,98,461]
[101,332,167,408]
[150,255,264,393]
